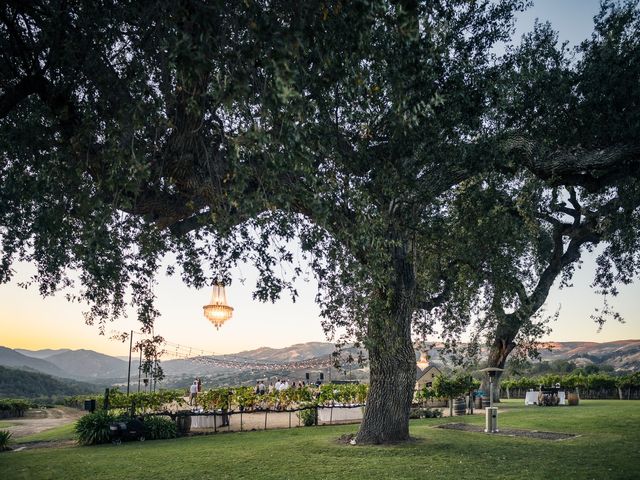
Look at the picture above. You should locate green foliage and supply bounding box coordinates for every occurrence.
[501,372,640,393]
[0,429,12,451]
[197,384,367,412]
[297,407,317,427]
[233,387,258,411]
[142,416,177,440]
[61,388,187,415]
[616,372,640,389]
[432,374,477,400]
[0,366,100,399]
[414,386,434,403]
[0,398,33,417]
[317,384,368,405]
[106,389,186,413]
[198,388,232,411]
[423,408,443,419]
[75,410,115,446]
[410,407,443,419]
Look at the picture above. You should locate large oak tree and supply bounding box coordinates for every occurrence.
[2,0,638,444]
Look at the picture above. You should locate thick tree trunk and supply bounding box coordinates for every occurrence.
[356,327,416,444]
[355,236,416,444]
[481,334,516,404]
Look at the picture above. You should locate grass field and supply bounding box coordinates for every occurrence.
[1,400,638,480]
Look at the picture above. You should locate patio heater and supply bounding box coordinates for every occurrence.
[479,367,504,433]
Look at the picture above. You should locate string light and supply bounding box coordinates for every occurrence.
[127,334,363,372]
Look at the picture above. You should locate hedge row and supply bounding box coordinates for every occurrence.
[501,372,640,391]
[0,398,34,418]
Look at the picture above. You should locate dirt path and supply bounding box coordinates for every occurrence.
[4,406,83,439]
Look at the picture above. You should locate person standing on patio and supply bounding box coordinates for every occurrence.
[189,381,198,406]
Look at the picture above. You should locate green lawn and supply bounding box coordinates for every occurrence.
[1,400,638,480]
[0,420,17,428]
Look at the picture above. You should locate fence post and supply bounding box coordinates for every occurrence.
[264,409,268,430]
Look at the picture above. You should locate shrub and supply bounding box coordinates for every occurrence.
[0,399,32,418]
[143,416,177,440]
[423,408,443,418]
[0,430,12,451]
[75,410,115,445]
[297,407,317,426]
[409,407,443,419]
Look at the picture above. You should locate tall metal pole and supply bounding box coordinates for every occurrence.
[126,330,133,395]
[137,348,142,393]
[153,356,157,393]
[489,376,494,409]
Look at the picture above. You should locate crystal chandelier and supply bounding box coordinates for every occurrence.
[203,282,234,330]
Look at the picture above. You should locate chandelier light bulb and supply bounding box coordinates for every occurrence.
[203,283,233,330]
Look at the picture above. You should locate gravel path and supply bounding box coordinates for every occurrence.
[3,407,83,439]
[436,422,578,440]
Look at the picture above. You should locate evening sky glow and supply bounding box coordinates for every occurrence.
[1,0,638,357]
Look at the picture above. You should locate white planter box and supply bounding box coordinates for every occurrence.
[317,406,364,424]
[190,414,226,429]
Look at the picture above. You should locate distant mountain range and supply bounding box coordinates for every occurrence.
[15,348,70,359]
[0,346,70,378]
[535,340,640,370]
[2,340,638,389]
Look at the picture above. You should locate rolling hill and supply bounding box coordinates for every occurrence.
[45,349,128,379]
[0,365,102,398]
[535,340,640,370]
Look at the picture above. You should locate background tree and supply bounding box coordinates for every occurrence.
[433,2,640,399]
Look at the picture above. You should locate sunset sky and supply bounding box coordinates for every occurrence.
[1,0,638,357]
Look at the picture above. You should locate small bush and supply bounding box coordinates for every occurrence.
[75,410,115,445]
[409,407,443,419]
[409,408,422,419]
[0,430,12,451]
[143,416,177,440]
[423,408,443,418]
[297,407,316,426]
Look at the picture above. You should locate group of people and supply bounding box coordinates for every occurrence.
[254,379,311,394]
